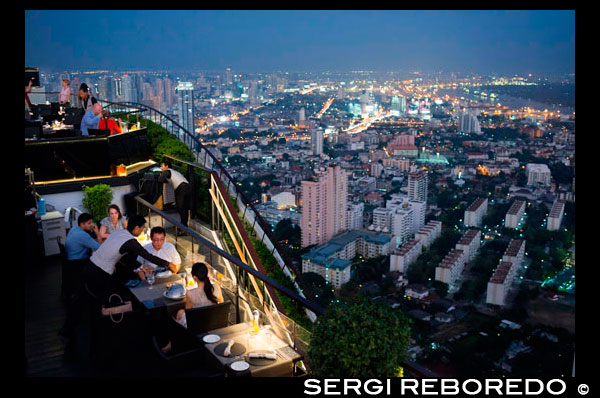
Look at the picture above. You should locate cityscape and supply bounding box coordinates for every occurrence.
[25,10,575,380]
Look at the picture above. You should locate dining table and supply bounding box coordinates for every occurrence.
[197,322,304,377]
[127,272,188,312]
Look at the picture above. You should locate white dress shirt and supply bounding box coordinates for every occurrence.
[137,241,182,268]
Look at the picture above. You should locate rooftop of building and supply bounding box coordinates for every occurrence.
[466,197,488,212]
[507,200,526,215]
[302,229,391,266]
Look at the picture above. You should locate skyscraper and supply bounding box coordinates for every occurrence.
[301,164,348,247]
[311,128,323,156]
[176,81,195,134]
[458,109,482,134]
[408,170,428,202]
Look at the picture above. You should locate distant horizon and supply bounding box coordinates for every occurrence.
[26,10,574,76]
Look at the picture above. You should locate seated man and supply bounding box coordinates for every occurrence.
[80,103,102,136]
[136,226,182,278]
[65,212,102,262]
[64,213,103,300]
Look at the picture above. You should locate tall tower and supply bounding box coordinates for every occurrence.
[408,170,428,202]
[312,128,323,156]
[176,82,195,134]
[299,107,306,125]
[301,164,348,247]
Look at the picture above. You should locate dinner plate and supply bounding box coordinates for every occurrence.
[230,361,250,372]
[202,334,221,344]
[163,291,185,300]
[156,270,172,278]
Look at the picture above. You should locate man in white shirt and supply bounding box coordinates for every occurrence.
[136,226,182,275]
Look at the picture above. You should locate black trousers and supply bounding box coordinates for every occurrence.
[62,260,113,336]
[175,183,191,228]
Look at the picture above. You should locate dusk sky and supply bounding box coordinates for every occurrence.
[25,10,575,75]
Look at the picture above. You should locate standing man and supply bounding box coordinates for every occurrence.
[136,226,182,277]
[80,103,103,136]
[158,159,191,232]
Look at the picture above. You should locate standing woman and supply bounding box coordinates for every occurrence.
[59,79,71,107]
[98,204,128,242]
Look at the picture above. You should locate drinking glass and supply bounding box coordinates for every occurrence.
[146,270,155,289]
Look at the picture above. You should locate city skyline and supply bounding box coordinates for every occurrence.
[25,10,574,75]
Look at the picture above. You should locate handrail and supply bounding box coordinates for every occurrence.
[94,98,314,301]
[134,195,324,316]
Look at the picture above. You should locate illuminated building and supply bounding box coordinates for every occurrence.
[176,81,195,134]
[311,128,323,156]
[408,170,428,202]
[300,164,348,247]
[458,109,482,134]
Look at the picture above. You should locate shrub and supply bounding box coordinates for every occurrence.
[82,184,113,223]
[308,297,411,377]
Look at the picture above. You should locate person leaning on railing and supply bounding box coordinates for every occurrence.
[158,159,191,232]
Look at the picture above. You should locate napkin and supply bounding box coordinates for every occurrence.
[143,300,155,309]
[223,339,235,357]
[249,352,276,360]
[125,279,140,287]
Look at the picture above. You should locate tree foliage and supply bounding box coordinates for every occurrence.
[82,184,113,223]
[308,297,411,377]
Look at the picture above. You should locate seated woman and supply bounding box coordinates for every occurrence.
[161,262,223,353]
[99,204,128,242]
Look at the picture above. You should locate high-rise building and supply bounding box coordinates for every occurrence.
[301,164,348,247]
[299,107,306,125]
[408,170,428,202]
[391,96,406,116]
[98,76,111,101]
[176,81,195,134]
[121,74,138,103]
[458,109,482,134]
[113,77,123,101]
[311,128,323,156]
[164,77,173,108]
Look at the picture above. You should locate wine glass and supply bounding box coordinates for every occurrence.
[146,269,155,289]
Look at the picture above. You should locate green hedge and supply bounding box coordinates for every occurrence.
[122,114,194,163]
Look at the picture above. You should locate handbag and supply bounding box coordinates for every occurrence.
[101,293,133,324]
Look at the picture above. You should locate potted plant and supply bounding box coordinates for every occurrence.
[82,184,113,223]
[307,296,411,377]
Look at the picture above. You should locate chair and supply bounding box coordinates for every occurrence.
[58,240,68,300]
[153,301,232,374]
[185,301,232,334]
[87,128,110,137]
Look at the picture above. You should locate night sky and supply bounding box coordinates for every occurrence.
[25,10,575,75]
